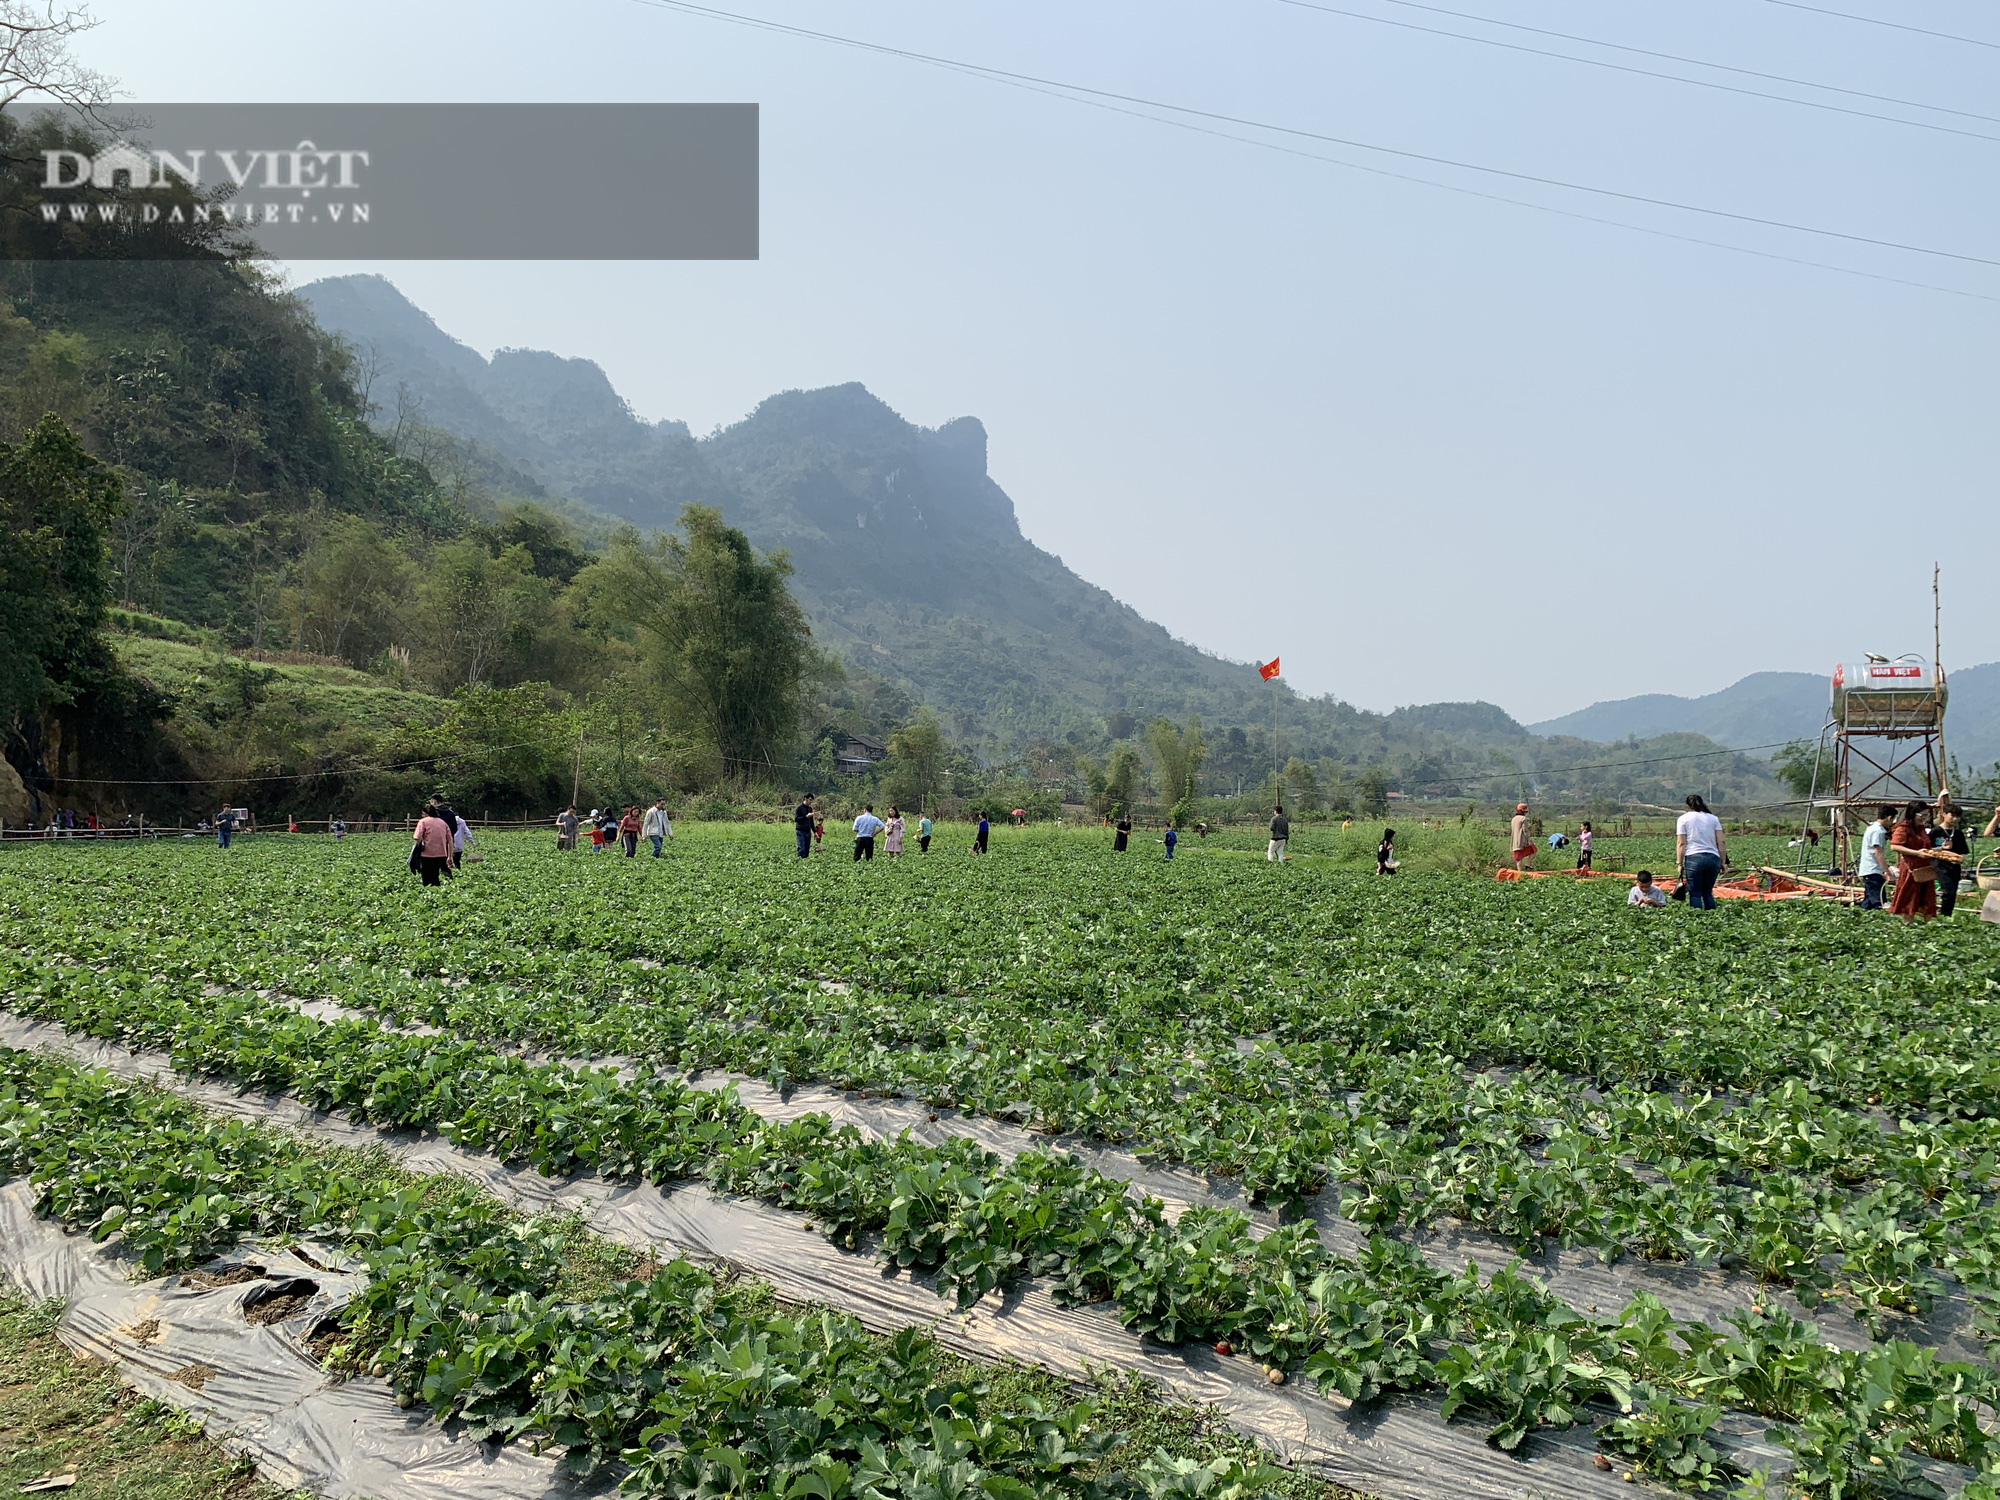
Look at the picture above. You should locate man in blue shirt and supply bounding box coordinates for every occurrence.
[972,811,989,855]
[215,807,237,849]
[852,804,884,861]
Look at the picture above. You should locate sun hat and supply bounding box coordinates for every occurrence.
[1516,803,1528,813]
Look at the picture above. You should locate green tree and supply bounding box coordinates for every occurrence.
[411,539,550,689]
[0,413,121,725]
[1091,744,1141,817]
[282,514,413,665]
[600,505,813,782]
[1770,739,1821,800]
[1145,714,1207,809]
[1355,766,1391,817]
[1283,756,1321,813]
[887,708,947,813]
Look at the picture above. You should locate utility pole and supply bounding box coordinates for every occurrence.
[572,725,585,808]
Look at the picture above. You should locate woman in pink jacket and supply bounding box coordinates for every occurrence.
[411,805,454,886]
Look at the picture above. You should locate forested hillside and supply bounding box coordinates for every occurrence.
[0,134,1781,826]
[301,274,1783,807]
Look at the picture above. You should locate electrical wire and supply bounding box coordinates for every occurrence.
[1273,0,2000,142]
[1348,0,2000,126]
[628,0,2000,278]
[1761,0,2000,52]
[43,740,563,787]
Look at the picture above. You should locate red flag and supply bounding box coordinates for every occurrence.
[1258,657,1280,681]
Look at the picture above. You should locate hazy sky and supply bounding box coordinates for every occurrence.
[84,0,1999,722]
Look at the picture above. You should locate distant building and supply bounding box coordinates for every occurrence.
[835,733,889,773]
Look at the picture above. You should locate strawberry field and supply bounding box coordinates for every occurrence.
[2,825,1999,1498]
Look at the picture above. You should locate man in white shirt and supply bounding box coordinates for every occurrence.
[1858,806,1896,909]
[642,800,673,858]
[853,805,885,862]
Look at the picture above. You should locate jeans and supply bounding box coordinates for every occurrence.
[854,835,874,861]
[919,835,931,853]
[622,833,638,857]
[1941,873,1961,917]
[1682,852,1721,909]
[418,855,450,886]
[217,829,231,848]
[1862,872,1887,909]
[650,834,664,857]
[797,828,812,858]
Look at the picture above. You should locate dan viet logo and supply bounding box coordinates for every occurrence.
[38,139,371,226]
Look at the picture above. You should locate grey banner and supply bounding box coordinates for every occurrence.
[9,102,758,259]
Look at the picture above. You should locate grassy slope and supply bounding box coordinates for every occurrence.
[110,636,445,737]
[0,1289,298,1500]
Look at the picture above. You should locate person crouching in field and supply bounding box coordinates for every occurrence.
[1376,828,1396,874]
[1628,870,1666,907]
[411,804,454,886]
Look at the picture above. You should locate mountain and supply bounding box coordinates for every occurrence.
[298,274,1783,803]
[1529,673,1828,751]
[1532,666,2000,773]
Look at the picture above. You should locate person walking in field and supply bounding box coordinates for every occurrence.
[1510,804,1534,867]
[452,812,474,870]
[1267,805,1290,862]
[1114,812,1131,852]
[1675,794,1725,911]
[972,810,990,855]
[883,806,905,857]
[1576,822,1593,871]
[214,807,237,849]
[1376,828,1397,874]
[411,804,454,886]
[853,804,884,861]
[1890,800,1939,920]
[1162,825,1177,860]
[619,805,642,858]
[1858,806,1894,909]
[794,794,815,859]
[643,799,673,857]
[918,811,933,853]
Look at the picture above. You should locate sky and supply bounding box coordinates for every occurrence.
[81,0,2000,723]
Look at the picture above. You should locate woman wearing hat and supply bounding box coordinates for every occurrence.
[1510,803,1535,866]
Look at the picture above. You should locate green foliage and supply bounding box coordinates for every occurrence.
[1145,717,1206,815]
[0,413,122,723]
[1770,740,1821,800]
[887,709,948,814]
[600,506,814,782]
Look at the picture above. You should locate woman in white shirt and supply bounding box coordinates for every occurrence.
[1674,794,1725,910]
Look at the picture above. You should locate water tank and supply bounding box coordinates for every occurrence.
[1831,659,1946,726]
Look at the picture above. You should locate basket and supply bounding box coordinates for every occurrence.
[1976,855,2000,893]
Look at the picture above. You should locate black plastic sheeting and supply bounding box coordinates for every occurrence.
[0,1179,588,1498]
[0,1009,1975,1500]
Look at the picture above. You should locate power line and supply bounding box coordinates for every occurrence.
[44,740,562,788]
[1354,0,2000,126]
[630,0,2000,275]
[1274,0,2000,142]
[1761,0,2000,52]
